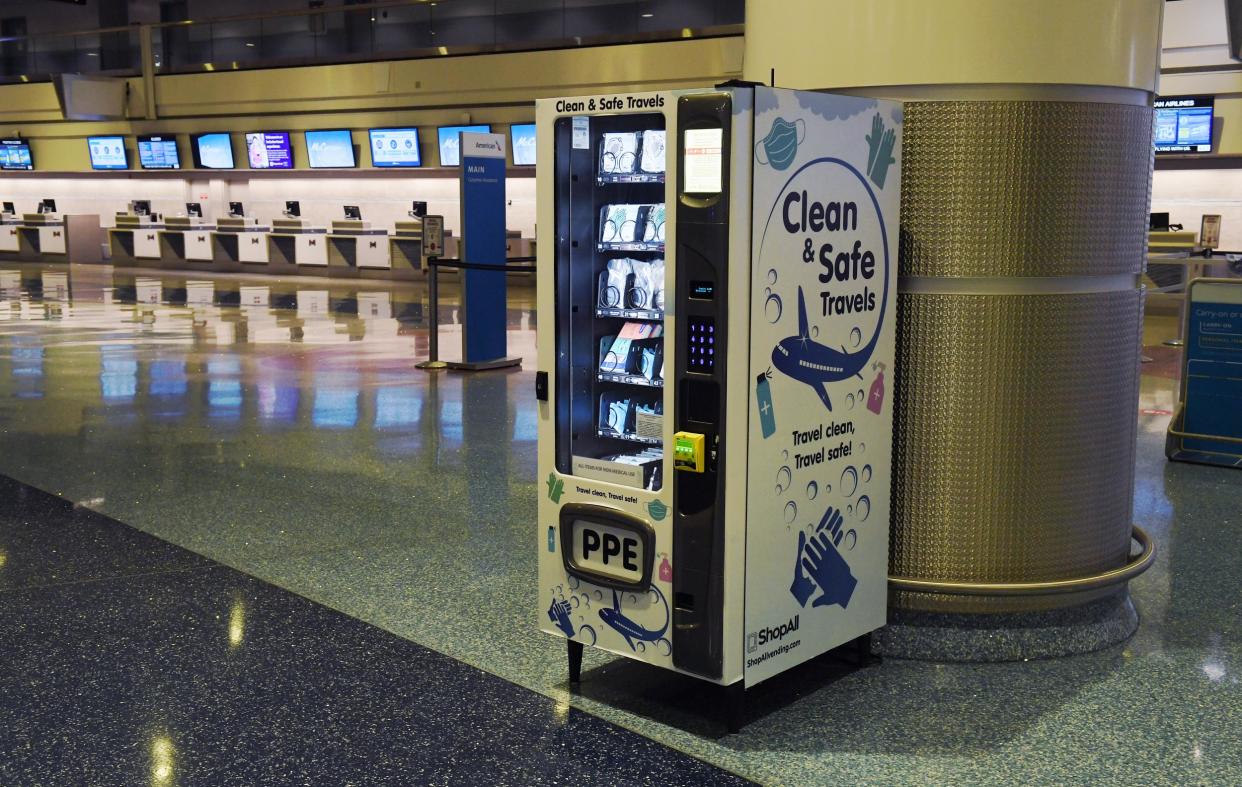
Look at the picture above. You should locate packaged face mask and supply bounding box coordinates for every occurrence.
[643,204,666,243]
[601,394,632,433]
[600,132,638,175]
[599,334,618,369]
[627,259,653,310]
[600,204,642,243]
[650,259,665,312]
[598,258,631,308]
[639,343,662,381]
[602,336,634,373]
[640,130,666,174]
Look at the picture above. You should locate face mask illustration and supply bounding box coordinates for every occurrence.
[755,117,805,171]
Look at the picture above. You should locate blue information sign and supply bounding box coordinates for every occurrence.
[459,132,511,365]
[1169,279,1242,466]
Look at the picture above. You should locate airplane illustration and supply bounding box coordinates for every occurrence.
[771,286,882,411]
[599,587,669,651]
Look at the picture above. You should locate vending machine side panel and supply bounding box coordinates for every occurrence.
[742,87,900,687]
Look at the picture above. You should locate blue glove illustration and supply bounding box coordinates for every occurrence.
[803,506,857,608]
[865,113,884,175]
[789,530,816,606]
[871,127,896,189]
[789,505,858,609]
[548,598,575,638]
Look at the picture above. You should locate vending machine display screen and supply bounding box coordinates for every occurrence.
[683,127,723,193]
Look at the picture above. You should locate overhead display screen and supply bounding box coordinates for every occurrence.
[192,133,235,169]
[305,129,356,168]
[437,124,490,166]
[87,136,128,170]
[511,124,536,166]
[369,127,422,168]
[137,135,181,170]
[245,131,293,169]
[0,138,33,170]
[1154,95,1214,154]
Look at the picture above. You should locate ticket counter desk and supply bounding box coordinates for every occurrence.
[162,216,215,263]
[269,218,332,275]
[0,213,103,263]
[109,214,165,262]
[216,217,274,268]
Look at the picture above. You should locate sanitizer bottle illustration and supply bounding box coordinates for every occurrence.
[659,554,672,583]
[756,372,777,437]
[867,363,886,415]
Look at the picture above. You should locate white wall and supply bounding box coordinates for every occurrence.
[1151,168,1242,250]
[0,174,537,237]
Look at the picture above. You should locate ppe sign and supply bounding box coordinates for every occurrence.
[572,518,645,584]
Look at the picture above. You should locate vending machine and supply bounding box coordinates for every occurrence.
[535,85,902,724]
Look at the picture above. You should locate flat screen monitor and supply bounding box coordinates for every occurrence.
[131,200,151,216]
[186,202,202,217]
[40,199,56,214]
[285,200,301,217]
[437,124,490,166]
[510,124,536,166]
[1154,95,1215,154]
[2,201,14,214]
[344,205,361,220]
[410,201,427,218]
[245,131,293,169]
[191,132,235,169]
[368,127,422,168]
[228,201,244,217]
[87,136,128,170]
[136,135,180,170]
[305,129,356,168]
[0,138,33,171]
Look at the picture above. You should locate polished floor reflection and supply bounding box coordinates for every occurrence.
[0,263,1240,785]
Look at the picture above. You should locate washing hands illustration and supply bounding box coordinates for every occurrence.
[789,505,858,609]
[548,597,575,638]
[864,113,896,189]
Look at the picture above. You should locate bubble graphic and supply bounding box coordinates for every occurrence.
[843,529,857,550]
[806,480,818,500]
[856,495,871,522]
[850,327,862,347]
[857,389,865,403]
[862,464,872,483]
[824,484,832,494]
[765,293,783,323]
[782,449,789,461]
[847,504,854,516]
[767,268,778,285]
[776,465,792,494]
[811,325,819,338]
[594,589,604,601]
[841,465,859,497]
[858,442,866,454]
[846,393,855,409]
[783,500,798,523]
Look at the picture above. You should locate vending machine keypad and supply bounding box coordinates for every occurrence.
[687,317,716,372]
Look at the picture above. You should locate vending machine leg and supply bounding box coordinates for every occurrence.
[724,681,746,734]
[567,640,584,685]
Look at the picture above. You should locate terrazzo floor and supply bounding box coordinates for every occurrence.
[0,262,1239,785]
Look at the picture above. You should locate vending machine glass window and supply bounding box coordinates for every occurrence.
[554,112,667,492]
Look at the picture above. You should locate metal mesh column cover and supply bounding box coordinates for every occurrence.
[892,100,1153,613]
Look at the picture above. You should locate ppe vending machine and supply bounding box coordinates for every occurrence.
[536,86,901,727]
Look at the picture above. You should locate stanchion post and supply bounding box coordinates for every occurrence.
[416,256,448,370]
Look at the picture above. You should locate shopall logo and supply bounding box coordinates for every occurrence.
[746,614,799,653]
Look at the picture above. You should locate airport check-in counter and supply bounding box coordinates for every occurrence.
[270,218,331,271]
[109,214,165,261]
[329,220,390,270]
[215,217,272,266]
[162,216,216,262]
[0,213,103,263]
